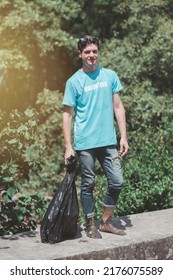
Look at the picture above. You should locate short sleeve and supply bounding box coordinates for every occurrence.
[62,80,77,108]
[112,72,123,94]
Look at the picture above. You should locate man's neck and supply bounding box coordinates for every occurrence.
[82,64,98,73]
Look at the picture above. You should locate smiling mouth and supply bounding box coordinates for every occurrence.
[88,59,95,63]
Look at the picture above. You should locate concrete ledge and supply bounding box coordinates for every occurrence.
[0,208,173,260]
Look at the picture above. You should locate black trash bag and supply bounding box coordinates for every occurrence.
[40,156,79,243]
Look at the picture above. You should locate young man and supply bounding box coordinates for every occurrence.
[62,35,129,239]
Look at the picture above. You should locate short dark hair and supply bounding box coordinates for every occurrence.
[78,35,100,52]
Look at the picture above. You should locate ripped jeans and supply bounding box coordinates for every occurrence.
[77,145,124,218]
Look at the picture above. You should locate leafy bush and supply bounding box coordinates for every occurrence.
[0,89,66,235]
[28,89,65,191]
[0,108,45,235]
[0,192,47,236]
[119,126,173,213]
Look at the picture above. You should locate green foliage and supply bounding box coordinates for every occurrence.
[117,128,173,216]
[93,175,107,220]
[0,192,47,236]
[0,108,39,169]
[0,0,81,111]
[0,90,64,235]
[0,0,80,60]
[0,108,46,235]
[29,89,65,190]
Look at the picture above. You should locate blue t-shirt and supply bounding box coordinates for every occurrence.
[62,66,123,150]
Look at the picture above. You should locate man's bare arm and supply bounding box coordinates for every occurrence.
[113,93,129,157]
[63,105,75,164]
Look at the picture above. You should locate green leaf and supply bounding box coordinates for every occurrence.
[0,164,8,171]
[3,176,13,183]
[25,131,30,140]
[17,213,24,222]
[19,207,27,214]
[24,108,34,118]
[7,139,17,144]
[14,181,21,191]
[2,192,11,203]
[17,124,28,132]
[28,120,37,127]
[7,187,16,198]
[18,141,23,149]
[9,166,17,174]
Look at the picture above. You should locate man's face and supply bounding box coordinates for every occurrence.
[79,44,99,68]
